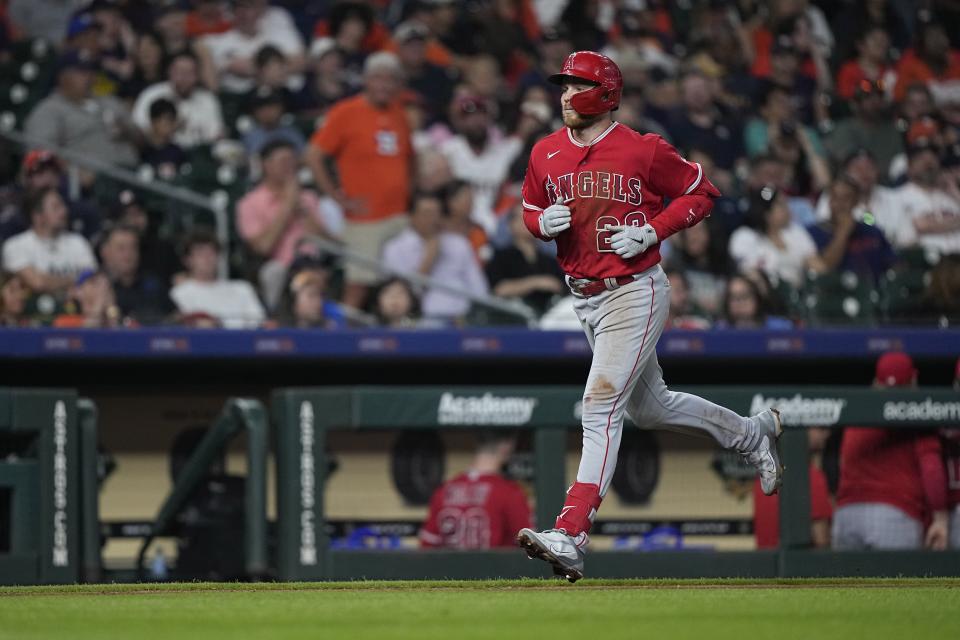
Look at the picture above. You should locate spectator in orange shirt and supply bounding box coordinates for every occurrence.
[306,52,413,309]
[893,22,960,104]
[753,427,833,549]
[836,25,891,101]
[419,431,532,549]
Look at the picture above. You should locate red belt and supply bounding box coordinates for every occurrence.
[567,275,638,298]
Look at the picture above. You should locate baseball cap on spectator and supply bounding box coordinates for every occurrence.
[66,13,100,39]
[57,50,97,74]
[905,117,940,145]
[874,351,917,387]
[310,37,338,61]
[394,21,429,44]
[363,51,402,76]
[22,150,62,176]
[247,86,284,113]
[74,268,101,287]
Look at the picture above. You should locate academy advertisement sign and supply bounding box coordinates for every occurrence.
[883,398,960,422]
[749,393,847,426]
[437,392,539,425]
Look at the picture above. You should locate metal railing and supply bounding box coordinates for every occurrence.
[0,128,230,278]
[307,235,538,325]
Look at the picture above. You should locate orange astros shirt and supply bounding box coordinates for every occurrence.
[310,94,412,223]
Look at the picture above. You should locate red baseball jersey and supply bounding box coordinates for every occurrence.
[836,427,947,522]
[942,429,960,507]
[419,471,533,549]
[521,122,713,280]
[753,463,833,548]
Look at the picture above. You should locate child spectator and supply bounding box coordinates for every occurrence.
[369,277,421,328]
[170,229,265,328]
[281,270,344,329]
[141,98,186,181]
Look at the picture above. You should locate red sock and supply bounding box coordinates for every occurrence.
[555,482,602,536]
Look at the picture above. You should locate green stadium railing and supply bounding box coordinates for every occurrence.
[271,386,960,581]
[136,398,269,580]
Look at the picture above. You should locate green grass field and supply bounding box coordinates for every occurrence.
[1,579,957,640]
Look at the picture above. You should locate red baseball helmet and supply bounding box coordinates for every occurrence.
[549,51,623,115]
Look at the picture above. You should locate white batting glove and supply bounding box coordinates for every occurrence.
[607,223,658,259]
[539,196,571,238]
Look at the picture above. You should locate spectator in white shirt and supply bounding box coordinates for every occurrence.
[440,95,529,234]
[887,143,960,256]
[132,50,225,148]
[169,230,266,328]
[815,149,899,233]
[381,192,488,321]
[1,187,96,295]
[198,0,304,93]
[729,185,824,288]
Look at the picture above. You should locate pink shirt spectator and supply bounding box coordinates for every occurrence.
[236,185,323,266]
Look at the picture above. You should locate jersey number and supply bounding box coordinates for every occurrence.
[596,211,647,253]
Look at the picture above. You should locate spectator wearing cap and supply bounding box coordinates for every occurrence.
[815,149,899,234]
[185,0,232,38]
[236,139,332,310]
[832,352,949,551]
[729,185,823,288]
[0,150,101,244]
[278,267,345,330]
[744,84,830,197]
[9,0,88,45]
[440,94,539,234]
[197,0,304,94]
[893,22,960,105]
[306,51,413,309]
[886,143,960,255]
[132,50,224,148]
[63,12,102,58]
[241,86,305,160]
[1,187,96,295]
[392,20,456,123]
[381,191,488,322]
[826,79,903,180]
[666,70,744,178]
[0,272,31,327]
[484,205,564,316]
[836,26,892,102]
[140,98,186,181]
[807,176,897,284]
[53,269,123,328]
[98,224,172,325]
[170,229,266,328]
[25,50,140,170]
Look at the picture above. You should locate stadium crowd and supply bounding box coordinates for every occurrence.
[0,0,958,329]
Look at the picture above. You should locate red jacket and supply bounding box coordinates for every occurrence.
[753,463,833,548]
[837,427,947,522]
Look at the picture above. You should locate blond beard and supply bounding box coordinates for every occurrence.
[562,108,602,130]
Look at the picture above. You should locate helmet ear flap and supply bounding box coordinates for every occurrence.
[569,85,611,116]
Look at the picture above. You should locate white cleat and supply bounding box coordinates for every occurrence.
[743,408,784,495]
[516,528,585,583]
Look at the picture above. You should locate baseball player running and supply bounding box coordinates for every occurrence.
[515,51,783,582]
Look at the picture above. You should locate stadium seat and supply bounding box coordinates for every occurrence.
[880,268,930,323]
[804,271,879,326]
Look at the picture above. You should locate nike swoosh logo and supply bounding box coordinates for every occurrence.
[547,150,560,159]
[560,506,575,518]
